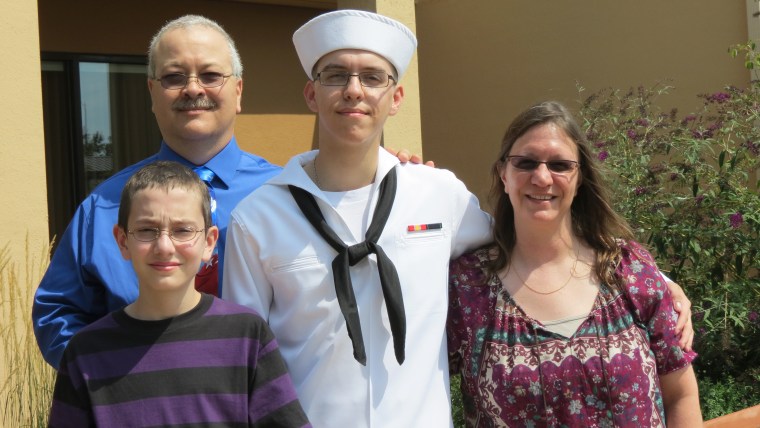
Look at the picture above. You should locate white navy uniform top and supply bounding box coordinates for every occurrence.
[223,148,492,428]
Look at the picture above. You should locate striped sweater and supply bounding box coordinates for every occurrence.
[48,293,310,427]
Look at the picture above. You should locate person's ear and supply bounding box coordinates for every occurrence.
[235,77,243,114]
[388,85,404,116]
[304,80,319,113]
[202,226,219,262]
[147,78,157,114]
[499,162,509,193]
[113,225,132,261]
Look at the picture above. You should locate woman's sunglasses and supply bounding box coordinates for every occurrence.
[505,156,579,174]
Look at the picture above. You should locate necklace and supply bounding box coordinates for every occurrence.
[510,251,581,295]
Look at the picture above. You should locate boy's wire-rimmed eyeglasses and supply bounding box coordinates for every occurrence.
[128,227,205,242]
[155,72,232,90]
[505,156,579,174]
[315,71,396,88]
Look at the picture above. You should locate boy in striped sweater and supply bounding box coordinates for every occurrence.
[48,161,309,428]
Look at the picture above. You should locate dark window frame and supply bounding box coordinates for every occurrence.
[40,52,158,246]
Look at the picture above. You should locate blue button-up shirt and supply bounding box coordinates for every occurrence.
[32,138,281,368]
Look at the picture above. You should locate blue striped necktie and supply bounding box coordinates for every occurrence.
[192,165,220,296]
[193,166,217,226]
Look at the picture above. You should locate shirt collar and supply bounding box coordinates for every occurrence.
[156,137,242,189]
[272,147,400,192]
[375,148,401,181]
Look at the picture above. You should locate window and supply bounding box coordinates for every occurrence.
[41,54,161,245]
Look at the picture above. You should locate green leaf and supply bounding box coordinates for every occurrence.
[730,152,739,170]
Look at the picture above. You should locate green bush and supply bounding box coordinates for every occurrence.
[576,42,760,418]
[450,375,465,427]
[698,373,760,420]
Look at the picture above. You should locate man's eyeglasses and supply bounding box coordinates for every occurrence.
[315,71,396,88]
[505,156,579,174]
[156,72,232,90]
[128,227,205,242]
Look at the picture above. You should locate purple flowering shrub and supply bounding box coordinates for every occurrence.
[577,45,760,416]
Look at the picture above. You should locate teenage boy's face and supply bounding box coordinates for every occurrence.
[304,49,403,148]
[114,186,218,294]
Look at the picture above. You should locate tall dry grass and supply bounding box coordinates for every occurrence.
[0,238,54,427]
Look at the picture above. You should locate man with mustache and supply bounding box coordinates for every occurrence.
[32,15,271,369]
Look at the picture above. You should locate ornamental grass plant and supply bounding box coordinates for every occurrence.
[0,239,54,427]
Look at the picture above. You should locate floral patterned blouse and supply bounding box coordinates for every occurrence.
[448,241,696,428]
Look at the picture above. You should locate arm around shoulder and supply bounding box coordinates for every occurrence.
[33,209,105,369]
[663,278,694,352]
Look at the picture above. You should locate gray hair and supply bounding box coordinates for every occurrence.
[147,15,243,79]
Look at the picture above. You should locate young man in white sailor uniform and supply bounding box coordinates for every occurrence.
[222,8,698,428]
[222,9,492,428]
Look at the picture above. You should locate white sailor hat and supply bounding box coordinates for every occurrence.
[293,9,418,80]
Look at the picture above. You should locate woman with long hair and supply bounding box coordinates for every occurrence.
[448,101,701,427]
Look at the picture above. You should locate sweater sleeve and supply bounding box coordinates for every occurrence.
[248,318,311,428]
[48,343,95,428]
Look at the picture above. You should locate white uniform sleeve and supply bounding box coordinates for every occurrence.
[221,212,273,319]
[448,175,493,259]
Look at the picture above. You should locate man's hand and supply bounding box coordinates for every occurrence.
[666,280,694,352]
[385,147,435,167]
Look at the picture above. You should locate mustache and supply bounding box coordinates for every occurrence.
[172,97,217,111]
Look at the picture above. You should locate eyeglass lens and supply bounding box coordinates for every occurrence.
[159,72,228,89]
[507,156,578,173]
[130,227,203,242]
[317,71,392,88]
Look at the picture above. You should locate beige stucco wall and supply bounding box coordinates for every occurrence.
[1,2,49,270]
[37,0,426,166]
[34,0,754,220]
[415,0,750,205]
[0,0,50,418]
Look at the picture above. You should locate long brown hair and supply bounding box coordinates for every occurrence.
[489,101,634,289]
